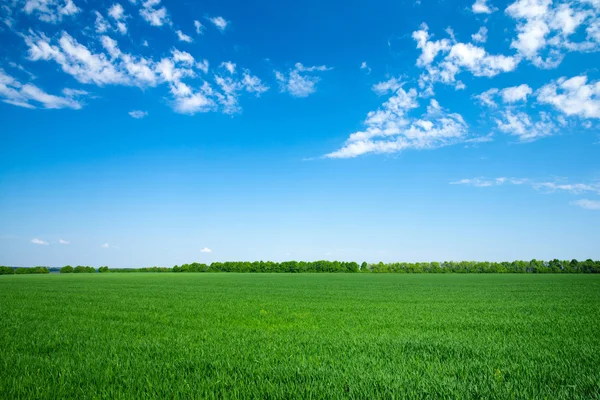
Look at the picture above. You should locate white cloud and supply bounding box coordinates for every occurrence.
[31,238,49,245]
[26,32,128,86]
[360,61,371,73]
[221,61,236,74]
[505,0,598,68]
[200,247,212,253]
[500,83,532,103]
[451,178,495,187]
[471,27,488,43]
[101,243,110,248]
[495,110,557,141]
[474,88,499,107]
[108,3,127,34]
[94,11,109,33]
[275,63,331,98]
[452,177,600,195]
[571,199,600,210]
[140,0,169,26]
[537,75,600,119]
[209,16,228,32]
[22,29,267,115]
[128,110,147,118]
[1,68,84,109]
[212,69,269,114]
[59,239,70,244]
[472,0,497,14]
[194,20,204,34]
[325,81,468,158]
[413,24,519,90]
[176,30,193,43]
[533,181,600,194]
[24,0,80,23]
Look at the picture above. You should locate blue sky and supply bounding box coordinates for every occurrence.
[1,0,599,268]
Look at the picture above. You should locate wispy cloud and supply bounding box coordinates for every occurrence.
[208,16,228,32]
[200,247,212,253]
[275,63,332,98]
[452,177,600,208]
[360,61,371,74]
[0,69,85,110]
[31,238,49,245]
[194,20,204,34]
[570,199,600,210]
[176,30,193,43]
[59,239,70,244]
[128,110,148,119]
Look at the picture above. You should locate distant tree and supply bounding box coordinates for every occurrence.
[74,266,96,273]
[60,265,74,273]
[0,266,15,275]
[98,266,109,273]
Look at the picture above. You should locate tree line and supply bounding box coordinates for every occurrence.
[1,259,599,275]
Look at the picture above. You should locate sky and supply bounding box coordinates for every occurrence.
[0,0,599,268]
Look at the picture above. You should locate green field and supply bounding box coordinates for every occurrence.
[1,274,599,399]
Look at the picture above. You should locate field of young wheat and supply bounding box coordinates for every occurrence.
[1,273,599,398]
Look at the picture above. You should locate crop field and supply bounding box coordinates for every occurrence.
[1,274,599,399]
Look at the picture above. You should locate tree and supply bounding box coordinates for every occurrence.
[60,265,74,273]
[0,266,15,275]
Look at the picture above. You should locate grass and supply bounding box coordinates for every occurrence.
[1,273,599,399]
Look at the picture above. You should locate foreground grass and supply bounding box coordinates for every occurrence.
[1,274,599,399]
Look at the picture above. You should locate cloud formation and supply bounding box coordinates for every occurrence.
[275,63,331,98]
[1,68,85,109]
[325,79,469,158]
[128,110,147,118]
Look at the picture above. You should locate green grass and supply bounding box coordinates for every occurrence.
[1,274,599,399]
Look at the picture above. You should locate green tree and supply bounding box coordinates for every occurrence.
[60,265,74,273]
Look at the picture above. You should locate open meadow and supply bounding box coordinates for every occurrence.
[1,273,599,399]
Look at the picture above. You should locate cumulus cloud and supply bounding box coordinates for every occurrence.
[140,0,169,26]
[106,3,128,34]
[500,83,533,103]
[275,63,331,98]
[472,0,497,14]
[325,79,469,158]
[209,16,228,32]
[413,23,519,90]
[495,110,557,141]
[505,0,599,68]
[23,32,267,115]
[471,27,488,43]
[23,0,80,23]
[571,199,600,210]
[128,110,147,118]
[474,88,499,107]
[200,247,212,253]
[176,30,193,43]
[475,84,532,107]
[31,238,49,245]
[537,75,600,119]
[0,68,85,109]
